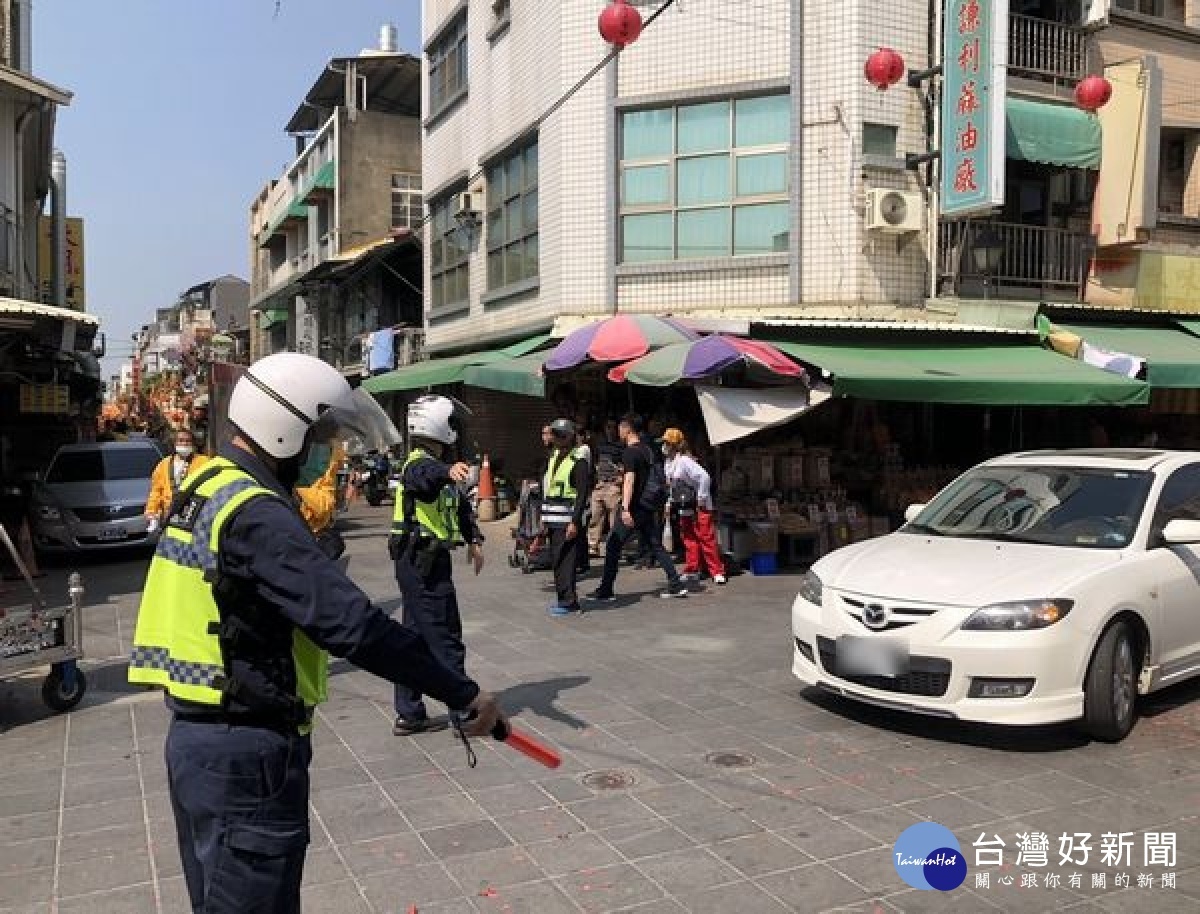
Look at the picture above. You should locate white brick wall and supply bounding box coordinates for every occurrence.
[423,0,933,353]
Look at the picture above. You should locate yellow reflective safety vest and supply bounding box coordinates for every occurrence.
[128,458,329,731]
[541,451,578,527]
[390,448,463,545]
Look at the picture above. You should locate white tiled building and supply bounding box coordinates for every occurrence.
[420,0,933,355]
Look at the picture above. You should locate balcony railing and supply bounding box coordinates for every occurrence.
[1008,14,1086,83]
[938,221,1094,300]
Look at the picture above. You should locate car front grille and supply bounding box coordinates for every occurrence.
[816,636,952,698]
[74,505,143,523]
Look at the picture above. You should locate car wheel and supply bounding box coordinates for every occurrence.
[1082,620,1139,742]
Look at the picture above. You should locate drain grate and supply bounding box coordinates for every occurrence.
[705,750,758,769]
[581,769,637,790]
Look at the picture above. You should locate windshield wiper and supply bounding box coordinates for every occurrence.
[903,522,945,537]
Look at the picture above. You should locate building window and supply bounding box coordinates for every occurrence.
[428,12,468,117]
[1159,128,1197,216]
[392,173,423,230]
[430,196,470,312]
[486,139,539,290]
[1114,0,1186,20]
[488,0,512,39]
[619,94,790,262]
[863,123,898,158]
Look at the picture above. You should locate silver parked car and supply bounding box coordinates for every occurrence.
[30,441,163,554]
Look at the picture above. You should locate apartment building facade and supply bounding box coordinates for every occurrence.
[247,27,425,374]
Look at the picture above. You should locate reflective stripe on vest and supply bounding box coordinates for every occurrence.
[541,452,578,527]
[390,449,463,544]
[128,458,329,728]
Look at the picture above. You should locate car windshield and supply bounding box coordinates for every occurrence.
[904,465,1153,549]
[46,448,160,483]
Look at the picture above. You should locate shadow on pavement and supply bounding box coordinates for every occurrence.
[800,687,1090,751]
[499,675,591,730]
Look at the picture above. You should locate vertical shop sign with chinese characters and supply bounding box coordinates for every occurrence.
[940,0,1008,216]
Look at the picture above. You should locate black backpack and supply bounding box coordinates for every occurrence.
[639,447,669,512]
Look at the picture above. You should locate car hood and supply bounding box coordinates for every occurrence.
[38,478,151,508]
[814,532,1123,607]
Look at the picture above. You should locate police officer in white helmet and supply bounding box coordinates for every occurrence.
[388,394,485,735]
[129,354,504,913]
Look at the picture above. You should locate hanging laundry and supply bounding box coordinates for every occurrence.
[368,328,395,374]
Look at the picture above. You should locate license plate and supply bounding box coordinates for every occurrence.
[836,635,909,678]
[98,528,129,542]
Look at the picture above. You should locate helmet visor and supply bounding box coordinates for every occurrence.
[310,388,402,457]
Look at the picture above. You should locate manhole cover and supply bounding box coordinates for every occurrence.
[581,769,637,790]
[706,750,758,769]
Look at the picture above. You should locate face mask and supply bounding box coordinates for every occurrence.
[175,446,194,458]
[297,443,333,487]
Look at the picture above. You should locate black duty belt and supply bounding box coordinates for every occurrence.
[173,710,311,733]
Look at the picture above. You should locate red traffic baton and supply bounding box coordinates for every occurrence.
[492,719,561,768]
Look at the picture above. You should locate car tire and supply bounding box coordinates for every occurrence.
[1082,620,1139,743]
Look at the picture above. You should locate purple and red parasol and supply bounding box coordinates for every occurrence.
[543,315,699,371]
[607,334,805,386]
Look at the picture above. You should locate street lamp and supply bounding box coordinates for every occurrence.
[971,224,1005,300]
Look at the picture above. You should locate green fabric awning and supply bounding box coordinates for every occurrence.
[301,161,336,201]
[362,334,552,395]
[286,201,309,220]
[462,352,546,397]
[1060,323,1200,388]
[769,339,1148,406]
[1177,320,1200,339]
[1006,97,1102,170]
[257,309,288,330]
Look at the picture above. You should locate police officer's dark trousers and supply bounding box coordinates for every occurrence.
[548,526,581,609]
[166,717,312,914]
[393,547,466,720]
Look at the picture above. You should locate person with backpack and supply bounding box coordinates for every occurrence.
[587,413,687,602]
[662,428,726,585]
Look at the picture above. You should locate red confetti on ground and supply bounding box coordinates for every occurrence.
[479,887,498,897]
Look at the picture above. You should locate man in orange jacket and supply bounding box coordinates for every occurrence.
[145,428,209,528]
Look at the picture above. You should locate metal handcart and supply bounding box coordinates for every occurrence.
[0,524,87,712]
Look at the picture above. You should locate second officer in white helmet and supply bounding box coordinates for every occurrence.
[389,394,485,735]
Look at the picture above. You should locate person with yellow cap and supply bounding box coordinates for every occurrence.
[662,427,726,585]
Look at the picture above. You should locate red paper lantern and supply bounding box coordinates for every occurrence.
[1074,75,1113,113]
[864,47,906,91]
[598,0,643,48]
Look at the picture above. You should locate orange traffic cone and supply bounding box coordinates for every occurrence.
[477,454,496,500]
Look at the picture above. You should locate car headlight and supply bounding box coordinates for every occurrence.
[36,504,62,522]
[961,599,1074,631]
[797,570,823,606]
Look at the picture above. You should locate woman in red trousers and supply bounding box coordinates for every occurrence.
[661,428,726,585]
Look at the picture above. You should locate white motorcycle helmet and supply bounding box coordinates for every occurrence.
[229,353,400,459]
[407,394,471,447]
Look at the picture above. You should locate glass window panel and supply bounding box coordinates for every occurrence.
[487,165,503,201]
[505,198,523,240]
[487,250,503,289]
[522,190,538,233]
[622,213,672,262]
[736,152,788,196]
[454,265,468,302]
[677,155,730,206]
[862,123,897,157]
[505,156,522,198]
[524,144,538,190]
[677,101,730,154]
[487,207,504,251]
[431,238,443,268]
[735,95,789,147]
[622,108,674,159]
[432,275,443,308]
[505,242,523,284]
[734,202,790,255]
[677,207,731,259]
[622,164,670,205]
[524,233,538,280]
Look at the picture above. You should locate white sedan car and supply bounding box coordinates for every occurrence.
[792,449,1200,742]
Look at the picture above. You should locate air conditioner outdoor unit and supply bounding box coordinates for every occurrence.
[864,189,924,233]
[454,192,478,219]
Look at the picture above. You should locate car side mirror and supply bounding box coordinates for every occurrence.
[904,504,927,524]
[1162,519,1200,546]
